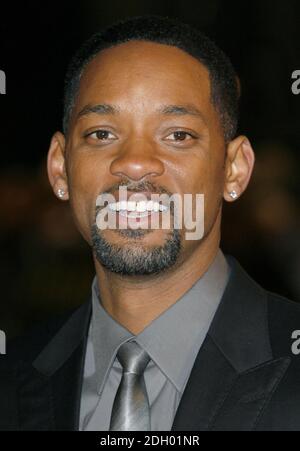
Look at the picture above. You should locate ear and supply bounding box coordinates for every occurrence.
[223,135,255,202]
[47,131,69,201]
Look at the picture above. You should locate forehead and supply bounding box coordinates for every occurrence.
[74,41,212,115]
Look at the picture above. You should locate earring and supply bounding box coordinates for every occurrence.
[229,190,238,200]
[57,188,65,199]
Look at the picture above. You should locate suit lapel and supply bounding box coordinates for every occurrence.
[171,335,238,430]
[17,362,55,430]
[172,257,291,431]
[210,355,290,431]
[17,300,91,431]
[51,340,88,430]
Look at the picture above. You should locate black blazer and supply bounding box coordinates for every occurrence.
[1,256,300,431]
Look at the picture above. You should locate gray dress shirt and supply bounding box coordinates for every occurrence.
[79,249,230,431]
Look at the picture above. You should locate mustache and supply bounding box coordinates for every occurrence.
[100,179,173,197]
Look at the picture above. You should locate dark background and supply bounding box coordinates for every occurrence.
[0,0,299,338]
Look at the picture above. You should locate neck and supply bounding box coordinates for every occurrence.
[93,218,221,335]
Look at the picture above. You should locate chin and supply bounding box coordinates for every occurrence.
[102,227,169,244]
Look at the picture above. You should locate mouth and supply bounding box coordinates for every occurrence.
[106,200,170,229]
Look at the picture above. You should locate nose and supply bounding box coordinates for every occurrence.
[110,138,165,181]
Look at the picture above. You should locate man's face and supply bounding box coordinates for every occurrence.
[63,41,226,275]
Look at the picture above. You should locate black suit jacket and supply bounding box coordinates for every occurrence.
[1,256,300,431]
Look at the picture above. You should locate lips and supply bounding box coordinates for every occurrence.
[119,210,152,219]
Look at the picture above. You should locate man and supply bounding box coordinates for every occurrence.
[1,15,300,431]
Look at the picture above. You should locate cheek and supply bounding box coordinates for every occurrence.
[66,154,108,238]
[179,153,224,196]
[203,155,225,227]
[178,152,224,227]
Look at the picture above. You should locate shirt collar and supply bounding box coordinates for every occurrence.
[91,249,230,394]
[91,284,133,394]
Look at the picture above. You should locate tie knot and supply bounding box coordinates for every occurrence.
[117,341,150,375]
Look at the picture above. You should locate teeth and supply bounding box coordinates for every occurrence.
[108,200,168,213]
[136,201,147,212]
[159,204,168,212]
[147,201,154,211]
[127,201,136,211]
[120,201,127,211]
[109,203,117,211]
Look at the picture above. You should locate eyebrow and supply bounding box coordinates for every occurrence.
[77,102,207,124]
[77,103,121,118]
[158,104,207,123]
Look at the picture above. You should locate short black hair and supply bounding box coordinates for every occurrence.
[63,15,239,142]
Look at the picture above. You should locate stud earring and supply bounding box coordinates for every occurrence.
[57,188,65,199]
[229,190,238,200]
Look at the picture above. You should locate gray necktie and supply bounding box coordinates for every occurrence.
[109,341,151,431]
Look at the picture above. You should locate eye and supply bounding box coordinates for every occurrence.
[85,129,117,141]
[165,131,196,142]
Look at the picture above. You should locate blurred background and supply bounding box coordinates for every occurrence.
[0,0,299,338]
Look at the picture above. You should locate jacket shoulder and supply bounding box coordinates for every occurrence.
[6,306,80,364]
